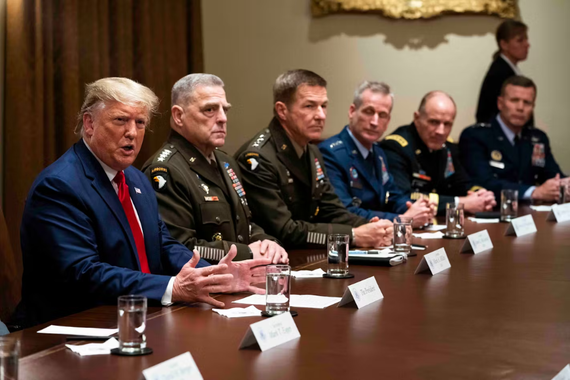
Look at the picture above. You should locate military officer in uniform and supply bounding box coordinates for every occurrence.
[460,76,567,201]
[143,74,288,264]
[235,70,393,249]
[319,81,434,228]
[381,91,496,215]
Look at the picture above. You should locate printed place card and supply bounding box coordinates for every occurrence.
[239,312,300,352]
[414,248,451,275]
[552,364,570,380]
[460,230,493,254]
[547,203,570,223]
[338,276,383,309]
[142,352,203,380]
[505,214,537,237]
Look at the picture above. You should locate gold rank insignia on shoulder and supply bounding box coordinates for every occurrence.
[281,144,287,150]
[491,150,502,161]
[384,135,408,147]
[212,232,222,241]
[415,149,421,155]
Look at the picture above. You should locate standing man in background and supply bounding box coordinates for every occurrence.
[381,91,496,215]
[476,19,530,123]
[235,69,393,249]
[319,81,434,228]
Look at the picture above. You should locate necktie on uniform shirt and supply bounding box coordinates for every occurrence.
[113,171,150,274]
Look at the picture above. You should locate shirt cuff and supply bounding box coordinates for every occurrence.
[454,196,460,206]
[523,186,535,200]
[161,277,176,306]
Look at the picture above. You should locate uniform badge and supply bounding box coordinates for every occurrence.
[212,232,222,241]
[415,149,421,155]
[491,150,502,161]
[444,149,455,178]
[200,183,209,194]
[281,144,287,151]
[153,175,167,190]
[226,166,246,197]
[247,157,259,171]
[532,143,545,167]
[150,167,169,191]
[204,196,219,202]
[351,197,362,207]
[350,167,358,179]
[531,136,539,143]
[379,156,389,185]
[189,157,196,163]
[314,158,325,180]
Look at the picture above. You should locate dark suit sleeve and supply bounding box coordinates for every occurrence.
[459,128,531,199]
[24,176,192,304]
[237,151,356,249]
[320,145,398,220]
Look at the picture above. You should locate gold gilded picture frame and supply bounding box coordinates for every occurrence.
[311,0,517,19]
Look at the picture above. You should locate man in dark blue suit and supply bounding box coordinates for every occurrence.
[319,81,433,228]
[20,78,268,327]
[460,76,567,202]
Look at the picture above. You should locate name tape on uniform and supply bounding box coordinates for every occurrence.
[505,214,537,237]
[238,312,300,352]
[338,276,383,309]
[461,230,493,254]
[142,352,203,380]
[414,248,451,275]
[546,203,570,223]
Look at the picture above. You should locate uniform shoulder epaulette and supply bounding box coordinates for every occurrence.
[472,122,491,128]
[249,128,271,149]
[384,134,408,147]
[153,146,178,164]
[446,136,454,143]
[328,139,344,150]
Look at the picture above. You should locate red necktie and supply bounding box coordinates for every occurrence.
[113,171,150,273]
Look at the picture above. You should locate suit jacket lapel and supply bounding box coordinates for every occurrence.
[270,120,311,187]
[75,140,140,269]
[340,128,382,195]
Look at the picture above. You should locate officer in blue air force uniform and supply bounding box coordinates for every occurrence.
[460,75,567,202]
[319,81,433,228]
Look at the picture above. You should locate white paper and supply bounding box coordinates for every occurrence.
[143,352,203,380]
[414,248,451,275]
[38,325,118,337]
[338,277,383,309]
[547,203,570,223]
[423,225,447,231]
[212,306,262,318]
[552,364,570,380]
[531,205,553,212]
[291,268,326,278]
[505,214,537,237]
[413,231,444,239]
[233,294,341,309]
[65,338,119,356]
[461,230,493,254]
[468,217,500,224]
[239,312,300,352]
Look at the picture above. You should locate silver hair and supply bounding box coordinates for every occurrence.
[352,81,393,110]
[75,77,159,136]
[171,73,225,108]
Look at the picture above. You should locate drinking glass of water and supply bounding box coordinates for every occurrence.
[116,295,148,355]
[393,216,413,256]
[265,265,291,316]
[0,336,19,380]
[445,203,465,238]
[327,234,350,277]
[500,189,518,222]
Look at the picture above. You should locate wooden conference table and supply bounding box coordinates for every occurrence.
[11,206,570,379]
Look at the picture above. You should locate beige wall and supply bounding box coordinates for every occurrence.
[203,0,570,172]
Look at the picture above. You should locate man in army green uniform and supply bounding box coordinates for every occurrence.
[380,91,496,215]
[235,69,393,249]
[143,74,287,264]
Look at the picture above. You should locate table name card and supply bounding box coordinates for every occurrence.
[414,248,451,275]
[552,364,570,380]
[142,352,203,380]
[338,276,383,309]
[505,214,537,237]
[461,230,493,254]
[547,203,570,223]
[239,312,300,352]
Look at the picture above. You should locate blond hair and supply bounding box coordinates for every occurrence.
[75,77,159,135]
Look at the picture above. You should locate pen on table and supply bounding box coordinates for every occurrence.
[412,244,427,250]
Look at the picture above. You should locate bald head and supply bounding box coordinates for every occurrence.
[414,91,456,150]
